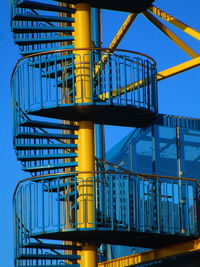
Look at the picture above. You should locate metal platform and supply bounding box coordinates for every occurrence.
[29,104,157,128]
[67,0,154,13]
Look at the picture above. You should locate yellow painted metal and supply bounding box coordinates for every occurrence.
[98,238,200,267]
[157,56,200,80]
[99,56,200,100]
[74,4,97,266]
[149,5,200,40]
[77,120,95,228]
[109,13,137,50]
[81,244,97,267]
[95,13,137,74]
[75,3,92,103]
[143,10,199,58]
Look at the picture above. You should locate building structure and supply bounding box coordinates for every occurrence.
[10,0,200,266]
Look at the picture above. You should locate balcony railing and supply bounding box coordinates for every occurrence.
[11,48,158,115]
[14,169,200,246]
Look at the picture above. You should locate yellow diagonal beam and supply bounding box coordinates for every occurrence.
[98,238,200,267]
[157,56,200,80]
[100,56,200,100]
[142,10,199,58]
[149,5,200,41]
[95,13,137,73]
[109,13,137,50]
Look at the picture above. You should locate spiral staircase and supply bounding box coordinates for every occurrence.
[10,0,200,266]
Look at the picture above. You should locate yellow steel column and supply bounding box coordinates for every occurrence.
[74,4,97,267]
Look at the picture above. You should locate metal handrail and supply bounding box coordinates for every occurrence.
[11,47,157,83]
[13,169,200,200]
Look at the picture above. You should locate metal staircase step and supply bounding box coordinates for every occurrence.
[22,162,78,172]
[59,194,78,202]
[59,190,77,199]
[20,45,74,56]
[57,74,74,86]
[16,132,78,139]
[15,36,74,45]
[17,265,79,267]
[45,181,75,191]
[21,119,78,130]
[28,54,74,68]
[15,143,77,150]
[17,253,80,260]
[31,173,77,182]
[12,26,73,33]
[22,242,81,250]
[17,152,77,161]
[17,0,76,13]
[12,13,75,23]
[42,65,72,78]
[42,66,72,78]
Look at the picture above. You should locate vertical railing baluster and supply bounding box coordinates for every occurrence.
[57,178,60,231]
[124,56,127,105]
[42,179,45,233]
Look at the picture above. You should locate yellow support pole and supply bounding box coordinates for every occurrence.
[74,3,97,267]
[81,244,98,267]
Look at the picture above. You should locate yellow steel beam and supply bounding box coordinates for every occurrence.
[99,56,200,100]
[157,56,200,80]
[149,5,200,41]
[98,238,200,267]
[142,10,199,58]
[95,13,137,74]
[109,13,137,50]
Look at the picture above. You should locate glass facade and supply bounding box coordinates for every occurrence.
[106,114,200,259]
[107,115,200,179]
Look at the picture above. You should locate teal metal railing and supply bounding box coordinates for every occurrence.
[11,48,157,115]
[13,169,200,244]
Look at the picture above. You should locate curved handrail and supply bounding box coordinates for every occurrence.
[11,47,157,83]
[13,169,200,200]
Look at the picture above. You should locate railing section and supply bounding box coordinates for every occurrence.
[11,49,157,114]
[14,171,200,242]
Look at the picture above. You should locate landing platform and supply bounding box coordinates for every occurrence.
[67,0,154,13]
[29,103,157,128]
[32,229,196,248]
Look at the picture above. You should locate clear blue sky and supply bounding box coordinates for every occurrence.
[0,0,200,266]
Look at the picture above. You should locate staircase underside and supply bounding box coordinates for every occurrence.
[66,0,154,13]
[32,230,196,249]
[29,104,157,128]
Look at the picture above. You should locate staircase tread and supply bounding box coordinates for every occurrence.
[15,36,74,45]
[17,253,80,259]
[12,13,75,22]
[15,143,77,150]
[17,153,77,161]
[16,132,78,139]
[42,65,72,76]
[30,173,77,182]
[22,242,81,250]
[45,181,76,190]
[12,26,74,33]
[59,190,78,199]
[21,119,78,130]
[17,265,79,267]
[28,54,74,68]
[17,0,76,13]
[20,45,74,56]
[22,162,78,172]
